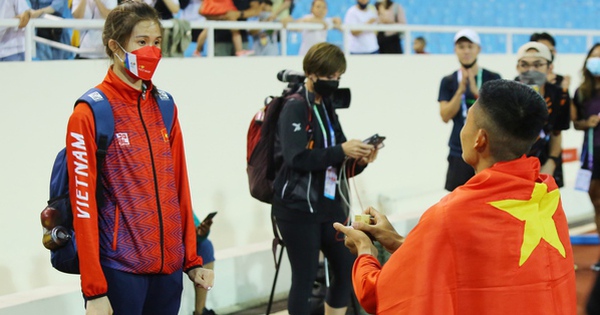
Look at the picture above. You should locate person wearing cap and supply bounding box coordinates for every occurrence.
[516,41,571,187]
[438,29,501,191]
[530,32,571,92]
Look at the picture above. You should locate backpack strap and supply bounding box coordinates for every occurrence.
[76,88,114,161]
[76,88,176,150]
[155,89,176,136]
[76,88,114,207]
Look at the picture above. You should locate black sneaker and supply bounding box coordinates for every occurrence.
[202,308,217,315]
[592,261,600,272]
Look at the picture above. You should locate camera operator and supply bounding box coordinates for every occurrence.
[271,42,379,315]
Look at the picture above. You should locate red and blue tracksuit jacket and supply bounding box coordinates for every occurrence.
[67,68,202,299]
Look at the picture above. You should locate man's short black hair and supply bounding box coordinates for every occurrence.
[530,32,556,47]
[476,80,548,161]
[530,32,556,62]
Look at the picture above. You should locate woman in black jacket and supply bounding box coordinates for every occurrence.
[272,42,379,315]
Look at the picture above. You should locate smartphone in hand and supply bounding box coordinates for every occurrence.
[203,211,217,223]
[363,134,386,149]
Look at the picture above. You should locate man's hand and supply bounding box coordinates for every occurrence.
[466,67,479,96]
[353,207,404,254]
[333,223,378,256]
[457,68,468,95]
[86,296,113,315]
[188,268,215,290]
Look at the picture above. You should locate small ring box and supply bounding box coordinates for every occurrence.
[354,214,371,225]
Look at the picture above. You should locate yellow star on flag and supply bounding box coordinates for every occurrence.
[489,182,566,266]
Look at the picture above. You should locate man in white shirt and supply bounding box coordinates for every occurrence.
[72,0,117,59]
[344,0,379,54]
[0,0,31,61]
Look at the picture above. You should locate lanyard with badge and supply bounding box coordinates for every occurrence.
[313,104,338,200]
[457,68,483,120]
[576,129,594,191]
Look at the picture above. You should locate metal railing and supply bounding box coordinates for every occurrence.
[2,17,600,61]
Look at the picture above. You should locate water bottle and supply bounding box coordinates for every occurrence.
[40,206,62,229]
[42,226,71,250]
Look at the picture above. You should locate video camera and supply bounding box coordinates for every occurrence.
[276,69,351,109]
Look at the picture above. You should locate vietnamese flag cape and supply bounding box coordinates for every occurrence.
[352,156,576,314]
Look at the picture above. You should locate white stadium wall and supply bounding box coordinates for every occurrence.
[0,53,592,313]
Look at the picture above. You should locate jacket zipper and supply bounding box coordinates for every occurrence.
[137,88,165,272]
[281,181,288,199]
[112,205,119,251]
[307,172,314,213]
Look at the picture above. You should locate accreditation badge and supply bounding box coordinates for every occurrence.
[324,167,337,200]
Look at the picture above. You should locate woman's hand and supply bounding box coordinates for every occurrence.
[357,148,379,166]
[85,296,113,315]
[188,267,215,291]
[342,140,374,160]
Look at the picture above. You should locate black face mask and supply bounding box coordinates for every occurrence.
[357,2,368,10]
[461,58,477,69]
[313,79,339,98]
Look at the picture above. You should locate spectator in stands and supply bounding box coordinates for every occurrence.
[29,0,74,60]
[71,0,117,59]
[193,212,217,315]
[292,0,341,56]
[334,80,577,315]
[202,0,261,56]
[265,0,293,21]
[248,0,279,56]
[515,42,570,188]
[179,0,207,56]
[438,29,501,191]
[0,0,31,62]
[413,36,427,54]
[571,43,600,271]
[530,32,571,92]
[344,0,379,54]
[141,0,187,19]
[374,0,405,54]
[528,33,571,188]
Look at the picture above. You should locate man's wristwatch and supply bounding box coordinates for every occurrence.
[239,10,244,19]
[549,156,561,164]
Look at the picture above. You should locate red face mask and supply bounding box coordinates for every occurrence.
[117,44,162,81]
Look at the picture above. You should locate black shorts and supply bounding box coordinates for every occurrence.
[445,155,475,191]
